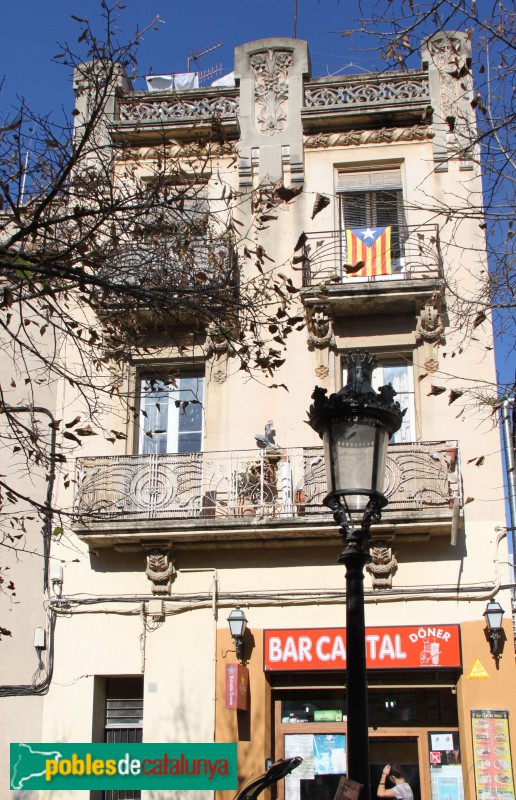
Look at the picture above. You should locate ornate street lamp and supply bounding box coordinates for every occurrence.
[227,606,248,662]
[307,352,403,800]
[484,599,505,664]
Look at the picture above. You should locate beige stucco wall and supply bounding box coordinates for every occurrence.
[2,33,512,800]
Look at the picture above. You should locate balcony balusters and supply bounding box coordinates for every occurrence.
[301,226,442,288]
[75,442,460,523]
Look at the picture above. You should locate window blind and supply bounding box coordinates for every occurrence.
[337,168,402,192]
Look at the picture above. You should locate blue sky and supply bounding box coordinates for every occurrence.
[0,0,380,115]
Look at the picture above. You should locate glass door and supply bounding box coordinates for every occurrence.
[370,736,421,800]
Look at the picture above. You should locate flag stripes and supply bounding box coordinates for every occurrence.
[345,226,392,277]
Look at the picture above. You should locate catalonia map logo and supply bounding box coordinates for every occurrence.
[10,742,237,791]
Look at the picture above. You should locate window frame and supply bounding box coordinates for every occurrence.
[103,677,144,800]
[136,369,205,456]
[342,354,416,444]
[337,168,408,278]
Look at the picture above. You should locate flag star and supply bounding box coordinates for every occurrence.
[361,227,377,241]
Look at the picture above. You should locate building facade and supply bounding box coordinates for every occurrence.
[3,32,515,800]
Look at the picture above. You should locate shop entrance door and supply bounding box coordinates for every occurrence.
[370,737,420,800]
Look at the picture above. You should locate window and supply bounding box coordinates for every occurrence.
[104,677,143,800]
[338,169,407,272]
[142,180,210,241]
[372,361,415,443]
[137,372,204,455]
[343,357,415,444]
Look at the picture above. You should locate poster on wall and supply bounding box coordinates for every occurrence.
[313,735,346,775]
[437,775,460,800]
[284,733,347,777]
[284,732,347,800]
[284,734,315,779]
[428,731,464,800]
[471,710,515,800]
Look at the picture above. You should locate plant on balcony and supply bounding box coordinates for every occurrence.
[236,457,279,515]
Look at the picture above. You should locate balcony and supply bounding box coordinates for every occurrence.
[112,87,239,141]
[302,70,431,131]
[300,225,443,316]
[109,70,430,141]
[74,442,461,548]
[96,238,238,324]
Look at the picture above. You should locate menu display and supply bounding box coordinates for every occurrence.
[471,710,515,800]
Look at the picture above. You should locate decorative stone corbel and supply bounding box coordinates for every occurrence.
[366,543,398,590]
[205,322,231,383]
[145,548,176,595]
[416,297,445,372]
[306,305,335,379]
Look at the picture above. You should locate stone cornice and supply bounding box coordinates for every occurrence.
[304,125,433,149]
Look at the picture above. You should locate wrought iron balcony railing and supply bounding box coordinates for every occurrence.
[99,238,237,292]
[301,226,442,288]
[75,442,460,523]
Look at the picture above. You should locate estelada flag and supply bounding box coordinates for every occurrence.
[345,226,392,277]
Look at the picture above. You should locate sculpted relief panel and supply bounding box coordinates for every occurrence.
[250,49,293,136]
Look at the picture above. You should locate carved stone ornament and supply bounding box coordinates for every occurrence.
[424,357,439,373]
[366,543,398,590]
[416,297,445,371]
[426,35,468,120]
[118,95,239,124]
[304,76,430,110]
[416,303,445,344]
[304,126,433,150]
[306,306,335,350]
[205,322,231,359]
[306,305,335,379]
[315,365,329,379]
[250,49,293,136]
[145,549,176,595]
[212,369,227,384]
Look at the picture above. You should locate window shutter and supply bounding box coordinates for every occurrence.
[337,168,402,192]
[106,698,144,727]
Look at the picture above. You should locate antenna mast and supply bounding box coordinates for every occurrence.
[187,41,223,73]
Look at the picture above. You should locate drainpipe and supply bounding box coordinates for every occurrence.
[501,398,516,642]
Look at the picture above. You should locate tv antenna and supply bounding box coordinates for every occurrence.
[198,64,224,85]
[187,41,223,73]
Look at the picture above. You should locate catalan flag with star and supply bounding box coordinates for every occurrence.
[345,226,392,277]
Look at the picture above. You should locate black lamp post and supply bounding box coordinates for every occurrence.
[484,599,505,664]
[307,352,403,800]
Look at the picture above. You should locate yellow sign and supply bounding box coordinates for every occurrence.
[466,658,489,679]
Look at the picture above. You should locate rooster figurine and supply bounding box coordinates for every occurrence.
[255,420,276,450]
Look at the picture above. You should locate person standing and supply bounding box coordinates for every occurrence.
[377,764,414,800]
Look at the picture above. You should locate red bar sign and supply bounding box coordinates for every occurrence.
[225,664,249,710]
[264,625,461,671]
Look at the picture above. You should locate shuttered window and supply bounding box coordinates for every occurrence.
[338,169,407,268]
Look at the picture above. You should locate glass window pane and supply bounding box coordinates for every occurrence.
[138,374,204,454]
[343,359,415,444]
[281,692,346,723]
